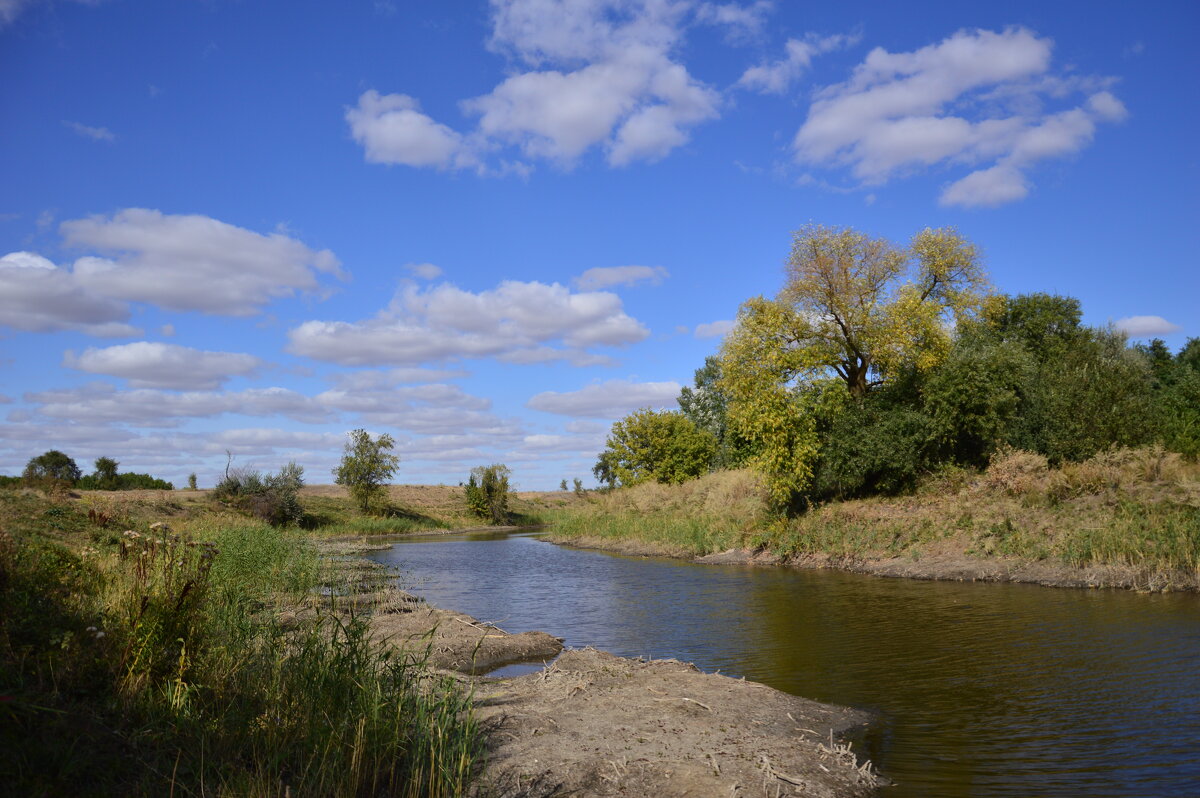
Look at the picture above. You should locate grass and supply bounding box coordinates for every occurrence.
[547,448,1200,587]
[0,489,482,797]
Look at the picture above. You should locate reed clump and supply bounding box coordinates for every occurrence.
[0,490,481,796]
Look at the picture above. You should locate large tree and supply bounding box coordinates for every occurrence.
[720,225,989,507]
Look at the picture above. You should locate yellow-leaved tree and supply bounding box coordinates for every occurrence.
[720,224,990,510]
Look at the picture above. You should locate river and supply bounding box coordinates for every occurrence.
[367,530,1200,797]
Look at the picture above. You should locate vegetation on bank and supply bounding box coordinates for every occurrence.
[0,487,482,797]
[552,448,1200,587]
[594,226,1200,517]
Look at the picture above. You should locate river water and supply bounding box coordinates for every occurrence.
[367,530,1200,797]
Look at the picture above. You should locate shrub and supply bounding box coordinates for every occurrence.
[464,464,511,524]
[22,450,82,489]
[213,462,304,526]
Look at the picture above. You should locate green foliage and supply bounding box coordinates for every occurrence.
[981,292,1084,362]
[213,462,304,526]
[816,384,937,498]
[78,471,175,491]
[22,450,82,488]
[187,473,198,490]
[333,429,400,514]
[677,356,755,468]
[1022,328,1157,463]
[93,457,119,490]
[923,336,1036,466]
[464,464,511,524]
[597,408,717,487]
[559,479,568,491]
[573,477,584,495]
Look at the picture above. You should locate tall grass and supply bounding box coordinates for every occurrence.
[0,493,481,796]
[546,449,1200,583]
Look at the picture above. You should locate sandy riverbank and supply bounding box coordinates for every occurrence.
[314,539,883,797]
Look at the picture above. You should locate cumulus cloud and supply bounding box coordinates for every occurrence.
[694,319,735,338]
[288,279,648,366]
[62,342,263,390]
[526,378,681,418]
[1114,316,1182,337]
[64,121,115,141]
[792,27,1127,207]
[61,208,345,315]
[572,264,668,290]
[351,0,720,170]
[346,91,474,169]
[0,251,138,336]
[738,32,859,94]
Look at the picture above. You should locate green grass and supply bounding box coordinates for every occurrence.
[0,490,482,797]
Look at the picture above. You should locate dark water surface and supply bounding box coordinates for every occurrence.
[368,530,1200,797]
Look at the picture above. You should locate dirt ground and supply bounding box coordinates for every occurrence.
[313,540,882,797]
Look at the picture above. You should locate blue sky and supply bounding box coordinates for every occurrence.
[1,0,1196,489]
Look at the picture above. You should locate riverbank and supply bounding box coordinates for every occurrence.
[546,447,1200,592]
[319,538,883,797]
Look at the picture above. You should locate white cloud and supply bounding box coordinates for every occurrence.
[26,384,332,427]
[61,208,345,315]
[1114,316,1182,338]
[62,342,263,390]
[694,319,735,338]
[288,279,648,366]
[352,0,720,170]
[0,0,98,28]
[792,27,1127,207]
[573,264,668,290]
[346,91,474,169]
[0,251,138,336]
[696,1,773,43]
[738,32,859,94]
[329,367,470,390]
[526,378,681,418]
[64,121,115,141]
[406,262,443,280]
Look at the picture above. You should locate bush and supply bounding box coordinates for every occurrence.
[213,462,304,526]
[464,464,511,524]
[22,450,81,489]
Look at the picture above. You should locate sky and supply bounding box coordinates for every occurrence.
[1,0,1197,490]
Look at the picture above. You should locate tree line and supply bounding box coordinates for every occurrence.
[595,224,1199,511]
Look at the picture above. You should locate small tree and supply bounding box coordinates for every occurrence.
[596,408,717,487]
[187,473,198,490]
[559,479,568,491]
[23,450,82,488]
[464,464,511,524]
[333,429,400,513]
[93,457,120,490]
[572,477,584,495]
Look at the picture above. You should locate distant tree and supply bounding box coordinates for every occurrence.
[333,429,400,513]
[465,464,511,524]
[187,473,198,490]
[23,450,82,488]
[572,477,584,495]
[559,479,568,491]
[93,456,120,490]
[597,408,717,487]
[592,451,618,490]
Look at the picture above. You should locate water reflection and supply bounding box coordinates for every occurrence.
[368,531,1200,797]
